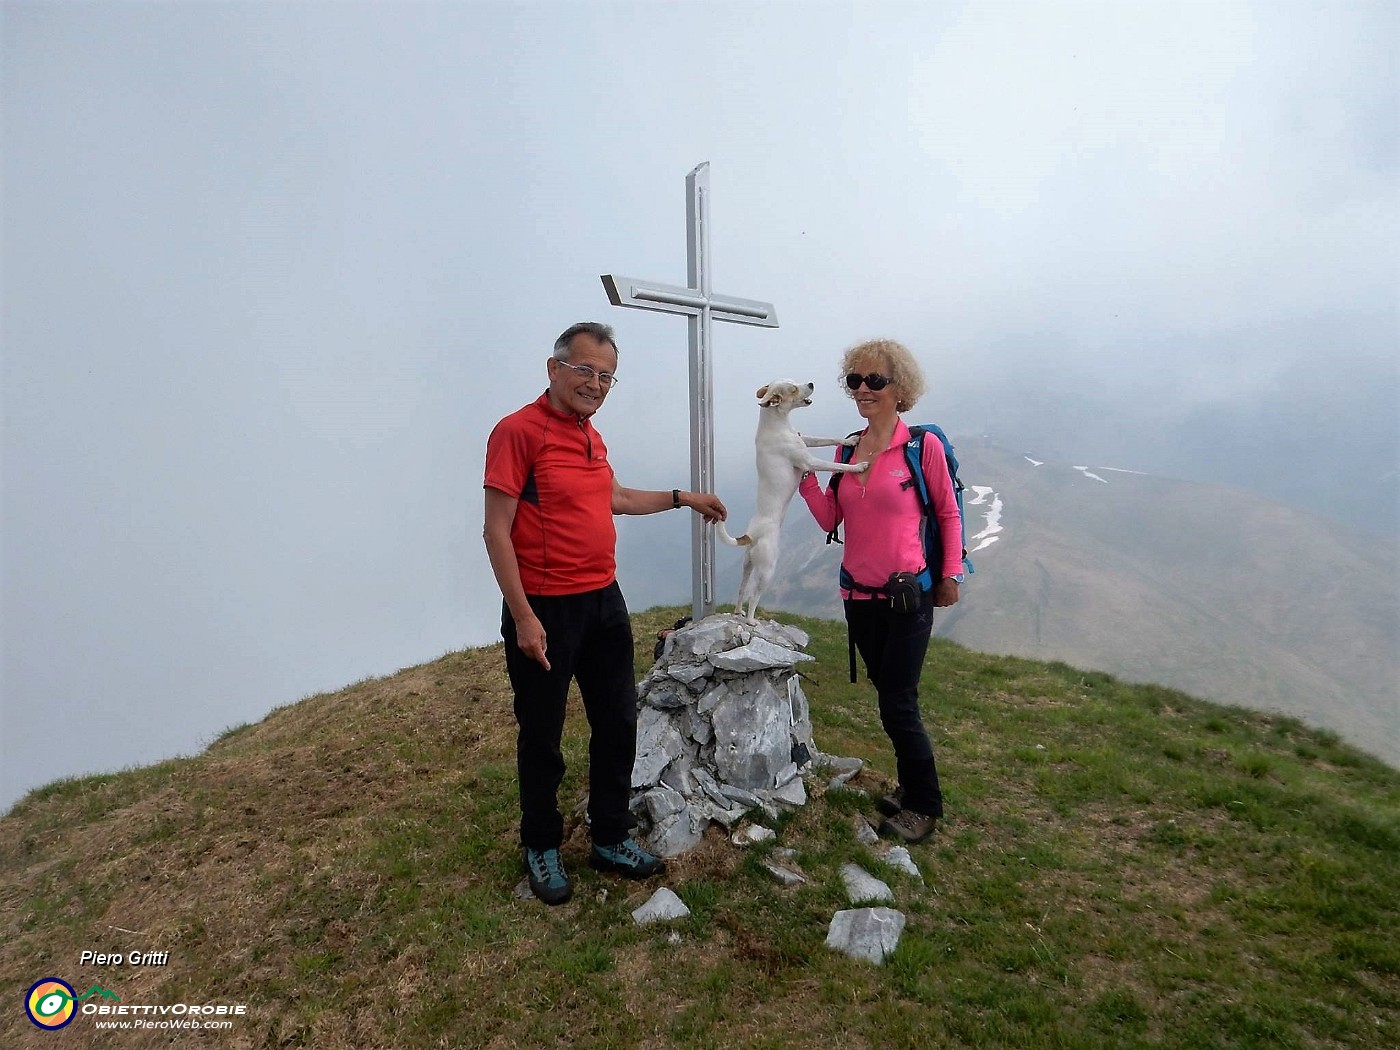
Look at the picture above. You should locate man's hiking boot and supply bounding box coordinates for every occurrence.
[524,847,572,905]
[876,786,904,818]
[879,808,938,845]
[590,837,667,879]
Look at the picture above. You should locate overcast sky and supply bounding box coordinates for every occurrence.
[3,0,1396,810]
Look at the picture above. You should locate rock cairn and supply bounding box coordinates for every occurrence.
[619,614,922,965]
[630,614,821,857]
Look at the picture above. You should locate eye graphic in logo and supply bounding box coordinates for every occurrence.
[26,978,77,1029]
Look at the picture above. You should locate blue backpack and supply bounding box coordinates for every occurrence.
[825,423,973,592]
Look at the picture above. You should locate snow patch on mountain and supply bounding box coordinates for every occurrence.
[966,485,1002,554]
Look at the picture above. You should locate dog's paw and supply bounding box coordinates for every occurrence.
[852,460,870,472]
[840,436,860,447]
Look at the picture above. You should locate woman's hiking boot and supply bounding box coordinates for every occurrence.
[590,837,666,879]
[878,808,937,845]
[876,786,904,817]
[524,847,573,905]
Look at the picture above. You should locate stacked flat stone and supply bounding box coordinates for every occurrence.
[630,614,822,856]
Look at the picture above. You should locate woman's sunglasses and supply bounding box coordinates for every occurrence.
[845,372,892,391]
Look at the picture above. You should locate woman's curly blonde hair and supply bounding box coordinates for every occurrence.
[839,338,925,414]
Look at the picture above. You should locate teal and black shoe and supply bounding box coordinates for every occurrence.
[589,837,666,879]
[523,847,572,905]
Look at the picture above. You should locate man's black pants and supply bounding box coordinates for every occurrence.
[844,589,945,817]
[501,581,637,850]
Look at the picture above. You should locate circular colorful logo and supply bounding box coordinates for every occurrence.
[26,978,77,1030]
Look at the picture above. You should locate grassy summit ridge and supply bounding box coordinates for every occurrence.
[3,608,1397,1049]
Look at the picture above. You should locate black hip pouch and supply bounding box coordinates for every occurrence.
[885,572,923,614]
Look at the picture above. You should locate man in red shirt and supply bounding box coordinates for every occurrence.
[484,321,727,905]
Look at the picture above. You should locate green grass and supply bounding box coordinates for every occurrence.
[1,606,1396,1049]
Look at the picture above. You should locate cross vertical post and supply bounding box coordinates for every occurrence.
[601,162,778,622]
[686,166,714,622]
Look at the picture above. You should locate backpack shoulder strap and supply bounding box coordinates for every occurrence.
[835,430,861,464]
[902,426,931,511]
[824,430,863,545]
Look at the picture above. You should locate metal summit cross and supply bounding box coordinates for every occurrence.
[601,162,778,622]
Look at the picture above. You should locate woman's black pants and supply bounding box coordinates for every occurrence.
[844,590,944,817]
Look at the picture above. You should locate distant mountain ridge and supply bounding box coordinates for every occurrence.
[759,444,1399,768]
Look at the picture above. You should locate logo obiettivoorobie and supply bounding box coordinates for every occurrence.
[25,980,120,1030]
[25,978,77,1030]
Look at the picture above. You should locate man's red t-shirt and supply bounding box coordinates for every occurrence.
[484,393,617,595]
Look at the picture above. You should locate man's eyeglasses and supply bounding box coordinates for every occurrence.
[556,361,618,387]
[845,372,892,391]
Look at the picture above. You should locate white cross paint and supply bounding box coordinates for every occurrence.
[601,162,778,621]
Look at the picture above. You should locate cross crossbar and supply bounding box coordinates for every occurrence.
[601,275,778,326]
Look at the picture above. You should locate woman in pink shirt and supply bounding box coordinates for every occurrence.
[799,339,962,844]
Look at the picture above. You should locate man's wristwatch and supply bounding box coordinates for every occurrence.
[945,574,964,584]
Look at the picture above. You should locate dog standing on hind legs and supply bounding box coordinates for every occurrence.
[715,380,869,623]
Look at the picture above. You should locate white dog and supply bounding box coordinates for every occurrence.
[715,380,868,623]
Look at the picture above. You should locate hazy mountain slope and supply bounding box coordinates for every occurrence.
[762,444,1399,767]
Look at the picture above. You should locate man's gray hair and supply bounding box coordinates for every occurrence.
[553,321,618,360]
